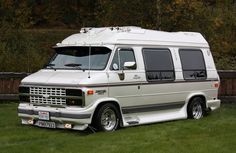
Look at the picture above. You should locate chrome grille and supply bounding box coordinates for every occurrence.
[30,87,66,106]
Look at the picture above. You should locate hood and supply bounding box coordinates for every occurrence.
[21,69,108,87]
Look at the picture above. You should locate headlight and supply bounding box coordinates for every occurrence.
[66,99,83,106]
[19,86,30,103]
[66,89,82,96]
[19,95,30,102]
[66,89,84,106]
[19,86,30,93]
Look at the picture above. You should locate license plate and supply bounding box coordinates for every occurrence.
[36,120,56,129]
[38,111,50,120]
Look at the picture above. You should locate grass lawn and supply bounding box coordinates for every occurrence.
[0,103,235,153]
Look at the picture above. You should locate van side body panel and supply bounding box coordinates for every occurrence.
[110,46,220,126]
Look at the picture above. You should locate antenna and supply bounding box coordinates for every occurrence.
[88,45,91,78]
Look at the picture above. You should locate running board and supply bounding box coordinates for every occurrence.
[127,121,139,125]
[124,116,140,125]
[122,107,187,127]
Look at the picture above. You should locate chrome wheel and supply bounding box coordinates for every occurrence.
[187,97,205,119]
[93,103,119,131]
[101,108,117,131]
[192,102,203,119]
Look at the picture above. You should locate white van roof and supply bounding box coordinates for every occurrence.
[56,26,209,48]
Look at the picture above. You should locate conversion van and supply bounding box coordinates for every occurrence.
[18,26,221,131]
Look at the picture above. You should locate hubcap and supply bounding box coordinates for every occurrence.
[101,108,117,131]
[192,103,203,119]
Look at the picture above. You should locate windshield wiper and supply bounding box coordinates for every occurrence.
[64,63,82,70]
[45,63,56,70]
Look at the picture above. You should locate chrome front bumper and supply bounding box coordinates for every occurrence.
[18,103,93,130]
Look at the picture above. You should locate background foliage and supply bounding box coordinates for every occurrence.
[0,0,235,72]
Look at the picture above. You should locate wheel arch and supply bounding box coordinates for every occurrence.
[91,98,124,127]
[186,93,207,110]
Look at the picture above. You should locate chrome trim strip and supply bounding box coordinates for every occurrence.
[18,108,91,119]
[19,93,83,100]
[79,79,219,87]
[20,78,219,88]
[122,101,185,114]
[18,109,34,115]
[29,103,66,108]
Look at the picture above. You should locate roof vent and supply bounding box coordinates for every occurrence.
[110,26,141,32]
[80,27,92,33]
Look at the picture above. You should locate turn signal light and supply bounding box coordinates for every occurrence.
[87,89,94,95]
[213,82,219,88]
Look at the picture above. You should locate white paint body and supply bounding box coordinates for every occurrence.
[18,27,220,130]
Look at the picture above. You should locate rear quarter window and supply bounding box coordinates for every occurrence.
[179,49,207,80]
[142,48,175,81]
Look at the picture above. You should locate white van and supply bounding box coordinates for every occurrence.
[18,27,221,131]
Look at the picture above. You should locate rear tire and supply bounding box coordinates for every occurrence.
[187,97,205,119]
[93,103,119,131]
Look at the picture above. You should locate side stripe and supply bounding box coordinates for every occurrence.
[122,101,185,114]
[79,79,218,88]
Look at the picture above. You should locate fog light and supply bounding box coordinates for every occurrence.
[28,119,34,125]
[64,123,72,129]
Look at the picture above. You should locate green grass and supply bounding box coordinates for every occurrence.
[0,103,235,153]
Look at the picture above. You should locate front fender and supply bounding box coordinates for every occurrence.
[88,97,125,126]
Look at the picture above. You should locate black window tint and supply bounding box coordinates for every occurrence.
[49,47,111,70]
[111,48,136,70]
[119,50,136,70]
[179,49,206,80]
[143,48,175,81]
[144,50,173,71]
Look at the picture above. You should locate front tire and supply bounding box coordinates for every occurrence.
[94,103,119,131]
[187,97,205,119]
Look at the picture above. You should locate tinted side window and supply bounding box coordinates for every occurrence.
[111,48,136,70]
[143,48,175,81]
[179,49,206,80]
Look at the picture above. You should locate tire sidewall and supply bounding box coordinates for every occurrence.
[187,97,204,119]
[95,103,120,131]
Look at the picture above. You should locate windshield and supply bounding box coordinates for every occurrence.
[46,47,111,70]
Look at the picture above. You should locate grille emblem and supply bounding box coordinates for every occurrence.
[42,94,50,98]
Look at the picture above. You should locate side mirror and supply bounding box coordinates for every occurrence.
[123,62,136,69]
